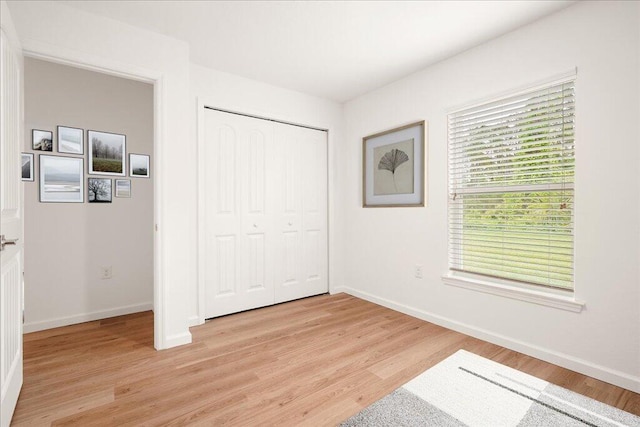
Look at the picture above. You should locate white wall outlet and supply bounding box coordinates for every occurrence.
[100,266,112,280]
[414,264,423,279]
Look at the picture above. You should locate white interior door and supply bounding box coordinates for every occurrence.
[0,22,24,427]
[203,109,328,319]
[204,110,276,318]
[273,123,328,303]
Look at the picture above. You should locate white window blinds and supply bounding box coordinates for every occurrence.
[448,77,575,290]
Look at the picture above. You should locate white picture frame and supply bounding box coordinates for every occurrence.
[22,153,34,181]
[115,179,131,198]
[39,155,84,203]
[129,153,150,178]
[57,125,84,155]
[32,129,53,151]
[88,178,112,203]
[88,130,126,176]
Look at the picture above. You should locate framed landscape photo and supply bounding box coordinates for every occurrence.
[39,155,84,203]
[22,153,34,181]
[129,154,150,178]
[88,178,112,203]
[115,179,131,198]
[363,120,426,207]
[88,130,126,176]
[57,126,84,154]
[32,129,53,151]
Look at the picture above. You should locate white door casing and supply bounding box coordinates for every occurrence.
[203,109,328,319]
[0,19,24,427]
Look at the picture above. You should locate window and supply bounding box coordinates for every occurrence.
[448,77,575,291]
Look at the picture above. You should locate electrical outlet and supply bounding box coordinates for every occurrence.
[100,266,112,280]
[414,264,423,279]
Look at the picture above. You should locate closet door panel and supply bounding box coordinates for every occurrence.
[301,127,328,295]
[242,127,273,295]
[273,123,303,302]
[204,122,240,309]
[203,109,327,317]
[204,110,275,318]
[274,123,327,303]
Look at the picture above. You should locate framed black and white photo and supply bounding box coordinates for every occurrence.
[57,126,84,154]
[39,155,84,203]
[363,121,426,207]
[32,129,53,151]
[129,154,150,178]
[88,130,126,176]
[115,179,131,198]
[88,178,112,203]
[22,153,34,181]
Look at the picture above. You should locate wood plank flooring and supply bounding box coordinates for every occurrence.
[12,293,640,425]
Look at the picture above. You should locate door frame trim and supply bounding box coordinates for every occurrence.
[20,46,168,349]
[204,106,328,132]
[196,97,335,325]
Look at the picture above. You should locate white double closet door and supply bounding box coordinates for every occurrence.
[203,109,328,319]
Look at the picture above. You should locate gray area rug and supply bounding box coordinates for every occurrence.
[340,350,640,427]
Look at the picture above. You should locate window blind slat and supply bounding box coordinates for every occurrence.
[448,236,573,250]
[451,183,574,194]
[451,132,574,157]
[452,264,573,284]
[448,242,574,253]
[450,139,574,161]
[449,253,573,272]
[450,102,575,136]
[452,176,574,188]
[448,79,575,290]
[450,120,575,145]
[450,159,574,176]
[451,84,575,121]
[451,84,574,123]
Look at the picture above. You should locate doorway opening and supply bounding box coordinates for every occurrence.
[22,57,156,345]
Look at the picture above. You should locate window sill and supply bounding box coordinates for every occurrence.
[441,272,585,313]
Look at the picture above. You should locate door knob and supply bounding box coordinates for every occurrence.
[0,235,18,251]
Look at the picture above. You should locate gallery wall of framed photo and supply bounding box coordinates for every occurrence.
[24,126,151,203]
[22,57,155,332]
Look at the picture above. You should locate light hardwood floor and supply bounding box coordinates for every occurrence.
[13,293,640,426]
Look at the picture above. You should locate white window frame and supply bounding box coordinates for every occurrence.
[442,73,584,312]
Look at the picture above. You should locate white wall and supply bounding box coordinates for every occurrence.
[189,64,344,324]
[7,0,194,349]
[7,0,639,392]
[6,0,345,347]
[23,58,154,332]
[341,1,640,392]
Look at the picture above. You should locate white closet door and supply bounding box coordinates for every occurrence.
[273,123,328,304]
[204,110,275,318]
[203,109,328,319]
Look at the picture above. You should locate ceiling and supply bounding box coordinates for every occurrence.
[58,1,574,103]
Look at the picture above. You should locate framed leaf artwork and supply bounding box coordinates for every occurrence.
[363,121,426,207]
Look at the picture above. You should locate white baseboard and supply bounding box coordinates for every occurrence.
[23,303,154,333]
[330,286,346,295]
[340,287,640,394]
[188,315,202,327]
[164,331,192,349]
